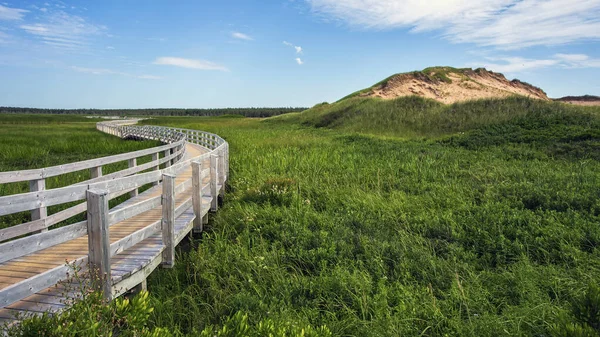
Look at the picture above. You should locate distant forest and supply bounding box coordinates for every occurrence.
[0,106,307,117]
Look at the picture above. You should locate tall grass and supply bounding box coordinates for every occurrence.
[138,106,600,336]
[6,99,600,336]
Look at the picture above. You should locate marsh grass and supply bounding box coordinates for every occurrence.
[138,101,600,336]
[5,98,600,336]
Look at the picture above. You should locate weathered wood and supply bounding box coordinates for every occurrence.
[210,154,218,211]
[151,152,159,186]
[0,170,162,217]
[0,221,88,264]
[218,150,225,197]
[90,166,102,180]
[161,174,175,268]
[108,195,161,226]
[86,189,111,300]
[0,263,75,308]
[110,221,161,257]
[128,158,138,197]
[0,140,183,185]
[29,179,47,234]
[191,160,204,233]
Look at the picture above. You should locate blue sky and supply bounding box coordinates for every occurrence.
[0,0,599,108]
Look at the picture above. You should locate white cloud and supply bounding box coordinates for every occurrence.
[283,40,303,53]
[295,57,304,65]
[231,31,253,41]
[71,66,161,79]
[106,45,115,50]
[472,57,559,73]
[0,4,27,20]
[154,57,229,71]
[472,53,600,73]
[20,10,105,50]
[306,0,600,49]
[554,53,589,62]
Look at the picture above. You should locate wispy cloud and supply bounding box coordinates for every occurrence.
[154,57,229,71]
[0,4,27,20]
[283,40,302,53]
[20,10,105,50]
[71,66,161,79]
[306,0,600,49]
[231,31,253,41]
[295,57,304,65]
[472,53,600,73]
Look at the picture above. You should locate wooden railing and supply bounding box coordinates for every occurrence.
[0,119,229,309]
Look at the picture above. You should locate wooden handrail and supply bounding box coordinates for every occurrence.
[0,119,229,311]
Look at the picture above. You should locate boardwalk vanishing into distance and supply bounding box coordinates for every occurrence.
[0,119,229,327]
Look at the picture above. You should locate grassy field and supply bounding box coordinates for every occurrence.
[0,114,161,230]
[4,98,600,336]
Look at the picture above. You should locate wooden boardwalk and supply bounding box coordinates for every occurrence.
[0,121,228,327]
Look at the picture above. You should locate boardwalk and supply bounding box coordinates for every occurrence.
[0,121,228,326]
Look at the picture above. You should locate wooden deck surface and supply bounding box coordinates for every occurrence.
[0,142,214,325]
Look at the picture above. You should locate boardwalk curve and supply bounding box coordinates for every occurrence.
[0,119,229,326]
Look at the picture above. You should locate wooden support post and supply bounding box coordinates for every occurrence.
[218,150,225,198]
[163,150,171,168]
[90,166,102,179]
[161,173,175,268]
[128,158,138,198]
[86,189,111,300]
[210,154,218,212]
[151,153,159,186]
[191,160,204,233]
[29,178,47,233]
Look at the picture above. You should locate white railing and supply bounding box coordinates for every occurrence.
[0,119,229,309]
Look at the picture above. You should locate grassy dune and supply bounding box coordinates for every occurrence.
[5,98,600,336]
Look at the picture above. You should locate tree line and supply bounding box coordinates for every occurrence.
[0,106,307,117]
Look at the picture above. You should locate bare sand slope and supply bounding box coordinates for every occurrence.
[359,67,549,104]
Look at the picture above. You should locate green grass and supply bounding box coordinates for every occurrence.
[6,99,600,336]
[0,114,161,230]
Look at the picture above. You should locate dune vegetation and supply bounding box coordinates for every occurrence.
[3,96,600,336]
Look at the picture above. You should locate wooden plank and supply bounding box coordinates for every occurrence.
[0,221,88,264]
[0,139,183,184]
[109,221,161,257]
[161,174,175,268]
[107,195,161,226]
[86,189,111,300]
[0,262,78,308]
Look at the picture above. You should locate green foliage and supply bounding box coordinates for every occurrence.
[2,106,600,336]
[4,289,171,337]
[296,95,600,139]
[140,110,600,336]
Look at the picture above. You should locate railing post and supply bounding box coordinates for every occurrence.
[210,154,218,212]
[191,160,204,233]
[152,152,159,186]
[161,173,175,268]
[128,158,138,198]
[90,166,102,179]
[164,149,171,168]
[218,150,225,198]
[86,189,112,300]
[29,178,47,233]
